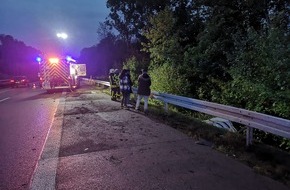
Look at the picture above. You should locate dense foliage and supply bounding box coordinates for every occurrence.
[103,0,290,149]
[0,35,40,80]
[103,0,289,116]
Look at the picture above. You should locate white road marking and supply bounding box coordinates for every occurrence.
[29,92,66,190]
[0,97,10,102]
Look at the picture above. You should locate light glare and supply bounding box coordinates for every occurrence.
[66,56,76,62]
[56,33,68,39]
[49,58,59,64]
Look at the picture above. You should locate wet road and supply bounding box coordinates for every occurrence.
[0,87,62,190]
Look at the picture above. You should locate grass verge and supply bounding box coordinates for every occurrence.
[146,103,290,187]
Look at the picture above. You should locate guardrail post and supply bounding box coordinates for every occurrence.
[164,102,168,113]
[134,93,137,101]
[88,76,92,85]
[246,127,253,146]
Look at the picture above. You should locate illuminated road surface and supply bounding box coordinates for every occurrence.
[0,87,62,190]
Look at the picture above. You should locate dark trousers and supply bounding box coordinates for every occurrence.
[111,87,120,100]
[121,92,130,107]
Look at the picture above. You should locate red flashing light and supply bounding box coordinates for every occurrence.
[49,58,59,64]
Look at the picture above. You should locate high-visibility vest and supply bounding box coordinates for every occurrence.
[109,74,119,88]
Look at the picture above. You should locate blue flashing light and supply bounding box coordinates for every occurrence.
[66,56,76,62]
[36,57,42,62]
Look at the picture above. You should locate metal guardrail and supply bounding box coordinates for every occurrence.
[83,78,110,86]
[153,92,290,146]
[82,78,290,146]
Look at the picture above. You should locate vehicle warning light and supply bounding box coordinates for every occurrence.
[49,58,59,64]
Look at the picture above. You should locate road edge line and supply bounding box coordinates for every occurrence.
[29,92,66,190]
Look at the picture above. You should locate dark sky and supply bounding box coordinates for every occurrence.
[0,0,110,57]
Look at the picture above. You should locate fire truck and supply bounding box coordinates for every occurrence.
[39,56,86,92]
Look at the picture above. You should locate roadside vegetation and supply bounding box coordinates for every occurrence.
[98,85,290,187]
[0,35,40,80]
[97,0,290,151]
[90,1,290,185]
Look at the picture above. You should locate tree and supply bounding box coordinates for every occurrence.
[123,56,148,86]
[220,28,290,118]
[182,0,289,100]
[142,7,191,95]
[106,0,170,44]
[0,34,40,79]
[96,22,115,41]
[78,35,133,77]
[143,7,182,65]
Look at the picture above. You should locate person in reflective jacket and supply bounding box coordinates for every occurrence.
[135,69,151,114]
[114,69,120,99]
[109,69,119,101]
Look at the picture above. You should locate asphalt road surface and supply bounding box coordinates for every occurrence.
[0,87,62,190]
[29,84,289,190]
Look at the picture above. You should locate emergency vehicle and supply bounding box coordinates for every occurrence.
[38,56,86,92]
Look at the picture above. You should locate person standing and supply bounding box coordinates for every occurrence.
[114,69,121,99]
[109,68,118,100]
[119,69,132,108]
[135,69,151,114]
